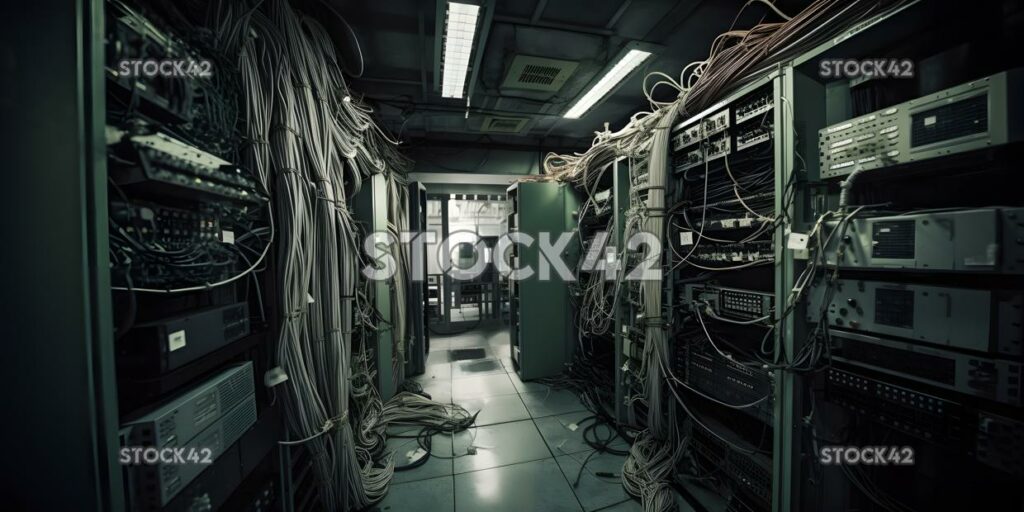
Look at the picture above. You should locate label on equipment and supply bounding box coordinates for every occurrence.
[221,230,235,244]
[680,231,694,246]
[168,330,187,352]
[923,116,937,126]
[787,232,809,250]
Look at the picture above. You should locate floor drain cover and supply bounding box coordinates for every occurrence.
[449,348,487,361]
[456,359,503,374]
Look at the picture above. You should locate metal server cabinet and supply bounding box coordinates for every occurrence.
[507,181,580,380]
[405,181,429,377]
[353,173,397,399]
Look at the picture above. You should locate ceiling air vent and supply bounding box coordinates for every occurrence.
[480,116,530,134]
[501,55,579,92]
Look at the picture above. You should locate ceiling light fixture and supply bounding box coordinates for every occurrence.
[563,48,653,119]
[441,2,481,99]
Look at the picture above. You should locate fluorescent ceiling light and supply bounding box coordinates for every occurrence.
[441,2,480,99]
[563,49,652,119]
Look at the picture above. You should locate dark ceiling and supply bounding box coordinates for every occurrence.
[337,0,810,151]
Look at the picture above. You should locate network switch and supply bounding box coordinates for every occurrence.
[130,395,257,509]
[818,69,1024,179]
[735,91,773,124]
[823,208,1024,274]
[124,362,255,453]
[122,303,252,374]
[830,331,1023,406]
[684,284,774,324]
[692,418,772,507]
[808,280,1023,357]
[677,339,774,424]
[827,368,1024,477]
[110,132,264,204]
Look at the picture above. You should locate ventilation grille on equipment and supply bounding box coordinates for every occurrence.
[874,288,914,328]
[480,116,530,133]
[871,220,915,259]
[501,55,579,92]
[222,398,257,448]
[217,364,255,412]
[911,93,988,147]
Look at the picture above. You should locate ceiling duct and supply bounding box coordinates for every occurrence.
[479,116,530,133]
[500,55,579,92]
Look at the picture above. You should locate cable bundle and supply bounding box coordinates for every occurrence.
[682,0,905,115]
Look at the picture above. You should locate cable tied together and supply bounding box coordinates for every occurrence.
[279,412,350,446]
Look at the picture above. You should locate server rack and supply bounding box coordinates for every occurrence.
[353,173,398,400]
[405,181,429,377]
[507,181,580,380]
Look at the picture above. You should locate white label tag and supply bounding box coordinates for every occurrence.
[168,330,187,352]
[680,231,694,246]
[567,423,579,432]
[923,115,936,126]
[738,217,753,228]
[721,219,736,229]
[787,232,809,250]
[221,230,235,244]
[307,293,315,304]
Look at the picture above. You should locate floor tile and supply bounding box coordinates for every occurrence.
[488,342,512,359]
[555,450,632,511]
[451,373,516,401]
[508,370,551,393]
[452,358,506,378]
[519,389,587,418]
[454,458,583,512]
[426,349,452,366]
[498,357,516,373]
[455,394,531,427]
[452,420,552,473]
[387,430,454,484]
[593,498,643,511]
[416,362,452,382]
[533,411,627,456]
[419,378,453,404]
[372,475,455,512]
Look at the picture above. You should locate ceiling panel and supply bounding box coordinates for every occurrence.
[338,0,812,148]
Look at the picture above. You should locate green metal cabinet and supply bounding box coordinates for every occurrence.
[507,181,580,380]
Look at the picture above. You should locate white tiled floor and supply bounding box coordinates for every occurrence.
[370,325,647,512]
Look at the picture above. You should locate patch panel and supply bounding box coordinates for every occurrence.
[735,92,774,124]
[676,146,705,171]
[702,109,731,137]
[673,123,704,151]
[705,133,732,162]
[736,123,773,151]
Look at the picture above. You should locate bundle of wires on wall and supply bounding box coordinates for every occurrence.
[163,0,461,509]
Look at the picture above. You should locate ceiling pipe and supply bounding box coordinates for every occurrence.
[492,15,615,37]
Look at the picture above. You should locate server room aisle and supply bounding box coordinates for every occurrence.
[371,325,692,512]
